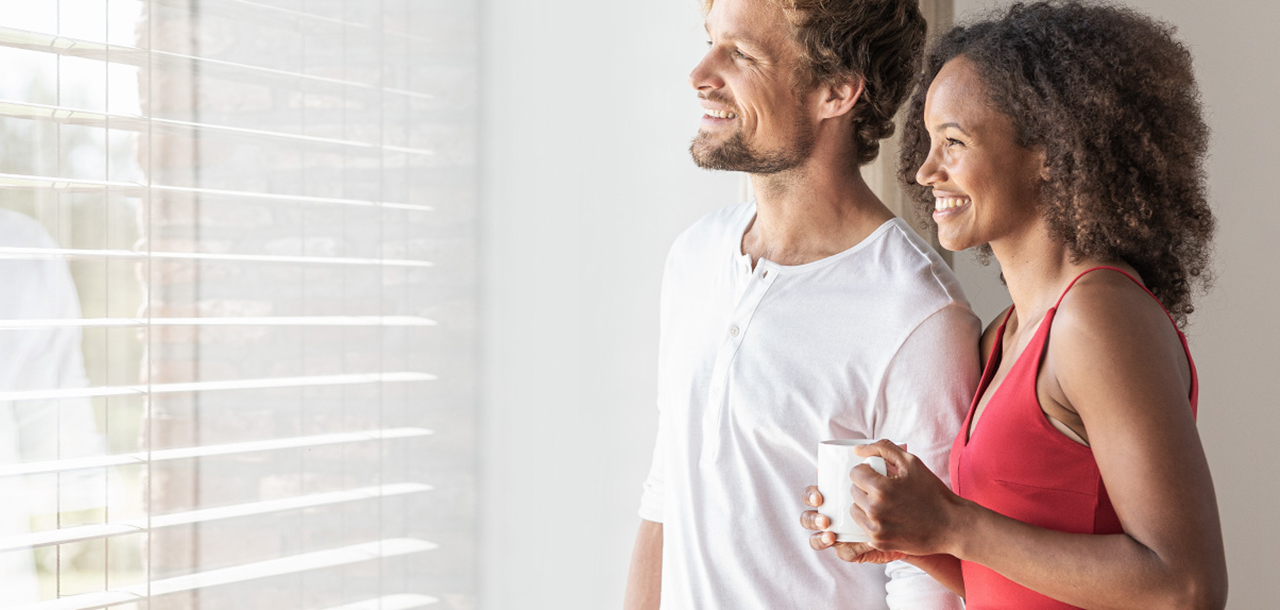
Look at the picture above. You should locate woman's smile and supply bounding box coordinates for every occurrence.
[932,194,972,221]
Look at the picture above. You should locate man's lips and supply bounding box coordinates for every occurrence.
[702,107,738,119]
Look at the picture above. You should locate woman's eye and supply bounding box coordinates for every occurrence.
[945,138,964,147]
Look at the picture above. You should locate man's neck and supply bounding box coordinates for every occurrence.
[743,161,894,267]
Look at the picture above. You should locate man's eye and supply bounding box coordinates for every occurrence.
[945,138,964,147]
[733,49,751,60]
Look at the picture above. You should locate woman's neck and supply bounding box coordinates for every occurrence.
[990,222,1098,329]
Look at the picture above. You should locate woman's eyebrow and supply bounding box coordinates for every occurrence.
[937,122,972,137]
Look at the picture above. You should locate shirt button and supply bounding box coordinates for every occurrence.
[729,325,740,337]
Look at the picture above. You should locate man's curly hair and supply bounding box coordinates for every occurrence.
[702,0,927,166]
[898,1,1214,326]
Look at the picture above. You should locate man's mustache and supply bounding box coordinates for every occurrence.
[698,93,738,109]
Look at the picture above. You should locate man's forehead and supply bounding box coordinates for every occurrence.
[703,0,794,48]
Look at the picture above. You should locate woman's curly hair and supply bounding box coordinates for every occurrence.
[897,1,1214,325]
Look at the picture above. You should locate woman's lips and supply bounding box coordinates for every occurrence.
[932,196,972,219]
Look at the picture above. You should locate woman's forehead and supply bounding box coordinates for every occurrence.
[926,59,999,123]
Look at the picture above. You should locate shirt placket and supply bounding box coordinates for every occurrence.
[699,258,778,464]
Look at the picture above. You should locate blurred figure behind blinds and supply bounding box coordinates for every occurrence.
[0,208,106,604]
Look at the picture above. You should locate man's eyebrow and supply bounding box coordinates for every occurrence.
[938,122,972,137]
[703,25,771,52]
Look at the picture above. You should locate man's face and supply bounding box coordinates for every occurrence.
[689,0,818,174]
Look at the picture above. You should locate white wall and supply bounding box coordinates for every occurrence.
[478,1,738,608]
[481,0,1280,608]
[950,1,1280,607]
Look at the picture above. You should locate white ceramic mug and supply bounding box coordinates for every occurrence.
[817,439,888,543]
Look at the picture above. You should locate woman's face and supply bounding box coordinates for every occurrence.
[915,57,1046,252]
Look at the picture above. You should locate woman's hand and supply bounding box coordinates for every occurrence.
[799,486,910,564]
[847,439,968,557]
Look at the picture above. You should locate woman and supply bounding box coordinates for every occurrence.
[799,2,1227,608]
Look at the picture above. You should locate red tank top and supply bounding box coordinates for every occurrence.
[947,267,1199,609]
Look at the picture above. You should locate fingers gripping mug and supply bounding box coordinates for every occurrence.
[817,439,888,543]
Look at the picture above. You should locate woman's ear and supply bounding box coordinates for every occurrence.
[1031,146,1050,181]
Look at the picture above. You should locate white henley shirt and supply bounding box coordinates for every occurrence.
[640,200,981,609]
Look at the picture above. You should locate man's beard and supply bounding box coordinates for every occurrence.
[689,116,816,175]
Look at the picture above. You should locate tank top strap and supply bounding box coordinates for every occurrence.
[991,307,1015,352]
[980,307,1017,386]
[1053,266,1178,327]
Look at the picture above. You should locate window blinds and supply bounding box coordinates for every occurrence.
[0,0,476,607]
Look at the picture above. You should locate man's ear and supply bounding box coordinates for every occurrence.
[818,74,865,120]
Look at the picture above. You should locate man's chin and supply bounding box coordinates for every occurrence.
[689,135,720,165]
[689,131,808,174]
[689,148,726,171]
[689,137,746,172]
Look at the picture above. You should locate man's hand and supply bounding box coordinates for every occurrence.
[800,486,909,564]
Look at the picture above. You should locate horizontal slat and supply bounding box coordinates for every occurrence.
[17,538,438,610]
[0,427,433,478]
[0,99,434,156]
[153,182,435,213]
[0,246,435,268]
[3,523,139,553]
[320,594,439,610]
[0,100,145,131]
[159,0,434,42]
[0,482,432,552]
[150,112,433,157]
[0,172,140,194]
[0,316,437,330]
[0,172,435,212]
[0,370,435,403]
[0,26,434,99]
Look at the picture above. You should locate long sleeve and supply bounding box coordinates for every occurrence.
[639,243,682,525]
[638,401,666,523]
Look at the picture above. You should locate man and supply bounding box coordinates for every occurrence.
[623,0,980,608]
[0,209,106,605]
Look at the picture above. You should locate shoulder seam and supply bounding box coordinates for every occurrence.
[885,221,965,303]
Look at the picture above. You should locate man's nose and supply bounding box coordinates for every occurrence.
[688,53,724,92]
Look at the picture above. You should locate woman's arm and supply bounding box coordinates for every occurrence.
[850,277,1227,610]
[902,553,964,599]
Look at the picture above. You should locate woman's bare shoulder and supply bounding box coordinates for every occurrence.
[1048,269,1190,403]
[979,305,1013,370]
